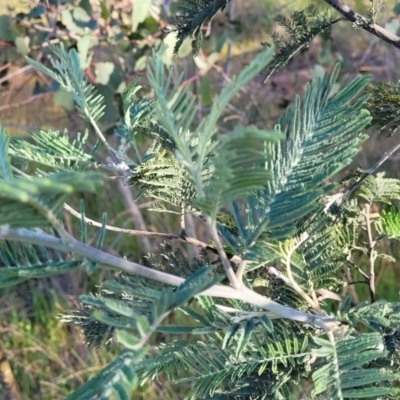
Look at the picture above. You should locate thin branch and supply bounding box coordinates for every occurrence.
[217,308,283,324]
[347,259,369,281]
[64,203,178,239]
[363,203,377,302]
[236,259,248,283]
[324,0,400,49]
[316,289,345,303]
[134,311,170,350]
[0,227,334,329]
[63,203,242,260]
[208,221,242,290]
[282,233,322,313]
[116,180,152,254]
[0,65,33,86]
[346,280,369,286]
[0,62,11,73]
[343,264,360,303]
[0,92,52,112]
[268,267,350,304]
[88,116,124,167]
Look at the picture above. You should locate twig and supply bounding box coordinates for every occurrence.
[208,222,242,290]
[281,233,321,313]
[346,280,369,286]
[268,267,351,304]
[359,140,400,176]
[0,62,11,73]
[363,203,377,302]
[63,203,242,261]
[0,92,52,112]
[0,65,32,86]
[315,289,345,303]
[88,116,123,167]
[324,0,400,49]
[15,18,80,42]
[236,259,248,283]
[356,36,379,68]
[183,213,199,261]
[116,180,152,254]
[348,259,369,281]
[342,265,360,303]
[64,203,177,239]
[0,227,334,328]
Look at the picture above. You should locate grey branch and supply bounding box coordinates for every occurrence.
[324,0,400,49]
[116,180,152,254]
[0,227,334,329]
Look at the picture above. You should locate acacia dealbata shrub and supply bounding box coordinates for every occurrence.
[2,1,400,399]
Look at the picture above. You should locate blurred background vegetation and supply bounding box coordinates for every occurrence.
[1,0,400,398]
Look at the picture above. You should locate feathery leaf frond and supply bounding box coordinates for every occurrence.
[0,239,81,288]
[168,0,230,55]
[136,323,309,400]
[146,45,197,160]
[380,206,400,240]
[264,5,334,82]
[217,64,372,256]
[9,129,95,172]
[65,349,142,400]
[312,333,399,399]
[25,42,105,122]
[366,81,400,134]
[62,267,224,398]
[358,173,400,204]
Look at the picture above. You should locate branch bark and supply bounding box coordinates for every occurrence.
[323,0,400,49]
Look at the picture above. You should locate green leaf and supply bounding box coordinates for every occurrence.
[236,319,255,356]
[131,0,152,31]
[0,16,18,42]
[79,0,93,16]
[116,330,141,350]
[54,89,75,111]
[312,333,397,399]
[95,62,115,85]
[15,36,30,56]
[197,46,275,162]
[99,1,110,20]
[77,34,95,69]
[61,7,95,35]
[199,76,212,107]
[172,267,223,308]
[95,85,118,123]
